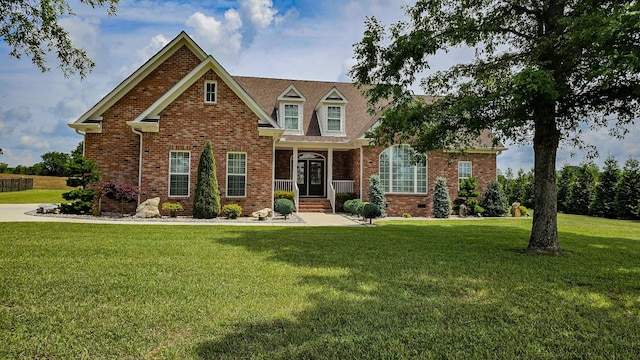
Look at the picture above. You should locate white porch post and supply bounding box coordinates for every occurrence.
[360,146,364,200]
[292,147,298,181]
[327,148,333,191]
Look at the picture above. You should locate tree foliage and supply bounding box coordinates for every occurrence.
[589,156,621,218]
[1,0,119,78]
[351,0,639,254]
[565,163,598,215]
[615,158,640,219]
[362,203,382,224]
[193,141,220,219]
[40,151,70,177]
[432,177,451,218]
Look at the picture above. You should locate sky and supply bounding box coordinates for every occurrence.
[0,0,638,172]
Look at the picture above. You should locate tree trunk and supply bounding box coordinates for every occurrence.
[527,120,561,255]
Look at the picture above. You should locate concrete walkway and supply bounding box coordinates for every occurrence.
[0,204,361,226]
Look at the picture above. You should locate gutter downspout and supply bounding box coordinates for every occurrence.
[359,146,363,201]
[131,128,143,205]
[74,130,86,155]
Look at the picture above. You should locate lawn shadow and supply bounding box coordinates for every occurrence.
[196,223,640,358]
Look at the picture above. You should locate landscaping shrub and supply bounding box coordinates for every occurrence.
[456,177,483,216]
[97,181,140,216]
[363,203,382,224]
[519,205,529,216]
[368,175,386,217]
[60,189,95,214]
[222,204,243,219]
[343,199,355,214]
[481,180,508,217]
[433,177,452,218]
[193,140,221,219]
[274,190,295,201]
[335,192,357,212]
[162,202,184,217]
[402,212,412,218]
[60,151,100,215]
[274,198,294,219]
[355,200,366,217]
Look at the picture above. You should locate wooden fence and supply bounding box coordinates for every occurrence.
[0,178,34,192]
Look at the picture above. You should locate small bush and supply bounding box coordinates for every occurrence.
[368,175,386,218]
[336,192,358,211]
[519,205,529,216]
[353,199,365,216]
[363,203,382,224]
[60,189,95,215]
[274,190,295,201]
[402,212,412,218]
[343,199,355,214]
[433,177,452,218]
[222,204,243,219]
[481,180,508,217]
[274,198,295,219]
[162,202,184,217]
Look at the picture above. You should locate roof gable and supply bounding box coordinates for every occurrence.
[71,31,207,125]
[128,55,279,131]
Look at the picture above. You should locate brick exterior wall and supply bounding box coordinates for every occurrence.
[85,46,274,216]
[360,146,498,217]
[83,44,499,218]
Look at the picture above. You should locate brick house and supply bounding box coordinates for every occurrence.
[69,32,506,217]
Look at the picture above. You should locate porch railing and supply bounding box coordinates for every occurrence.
[293,182,299,213]
[332,180,355,193]
[274,179,294,192]
[328,182,336,214]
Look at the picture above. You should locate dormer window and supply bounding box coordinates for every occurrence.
[277,85,305,134]
[317,87,347,137]
[284,104,300,130]
[204,80,217,104]
[327,106,342,131]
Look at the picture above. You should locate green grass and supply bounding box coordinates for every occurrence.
[0,189,67,204]
[1,215,639,358]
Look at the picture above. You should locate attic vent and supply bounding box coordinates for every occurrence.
[327,95,343,100]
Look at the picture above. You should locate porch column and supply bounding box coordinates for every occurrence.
[327,148,333,190]
[292,146,298,183]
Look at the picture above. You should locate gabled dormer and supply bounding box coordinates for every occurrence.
[277,85,306,135]
[316,87,347,137]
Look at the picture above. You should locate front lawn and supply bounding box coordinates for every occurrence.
[0,189,67,204]
[1,216,639,358]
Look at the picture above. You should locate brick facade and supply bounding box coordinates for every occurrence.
[360,146,498,217]
[78,34,502,218]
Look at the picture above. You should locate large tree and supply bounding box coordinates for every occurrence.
[351,0,639,254]
[1,0,118,78]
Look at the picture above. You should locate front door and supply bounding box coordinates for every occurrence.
[297,159,325,197]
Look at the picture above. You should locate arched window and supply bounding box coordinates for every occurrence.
[379,145,427,194]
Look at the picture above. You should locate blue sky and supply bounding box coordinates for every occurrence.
[0,0,638,171]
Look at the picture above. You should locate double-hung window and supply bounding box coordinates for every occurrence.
[458,161,472,187]
[284,104,299,130]
[204,81,217,103]
[379,145,427,194]
[327,106,342,131]
[169,151,190,197]
[227,153,246,197]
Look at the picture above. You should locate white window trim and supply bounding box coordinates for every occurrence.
[204,80,217,104]
[325,105,344,134]
[168,151,190,198]
[458,161,473,189]
[226,152,247,198]
[379,145,428,194]
[278,102,303,134]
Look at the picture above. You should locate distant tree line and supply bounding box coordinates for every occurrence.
[499,156,640,220]
[0,143,83,176]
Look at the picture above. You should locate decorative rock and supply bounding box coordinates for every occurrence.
[134,197,160,218]
[459,204,468,218]
[251,208,273,220]
[37,204,59,214]
[511,202,521,217]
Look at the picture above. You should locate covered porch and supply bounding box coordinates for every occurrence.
[273,148,360,213]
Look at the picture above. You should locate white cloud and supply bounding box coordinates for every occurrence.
[238,0,278,29]
[20,136,49,150]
